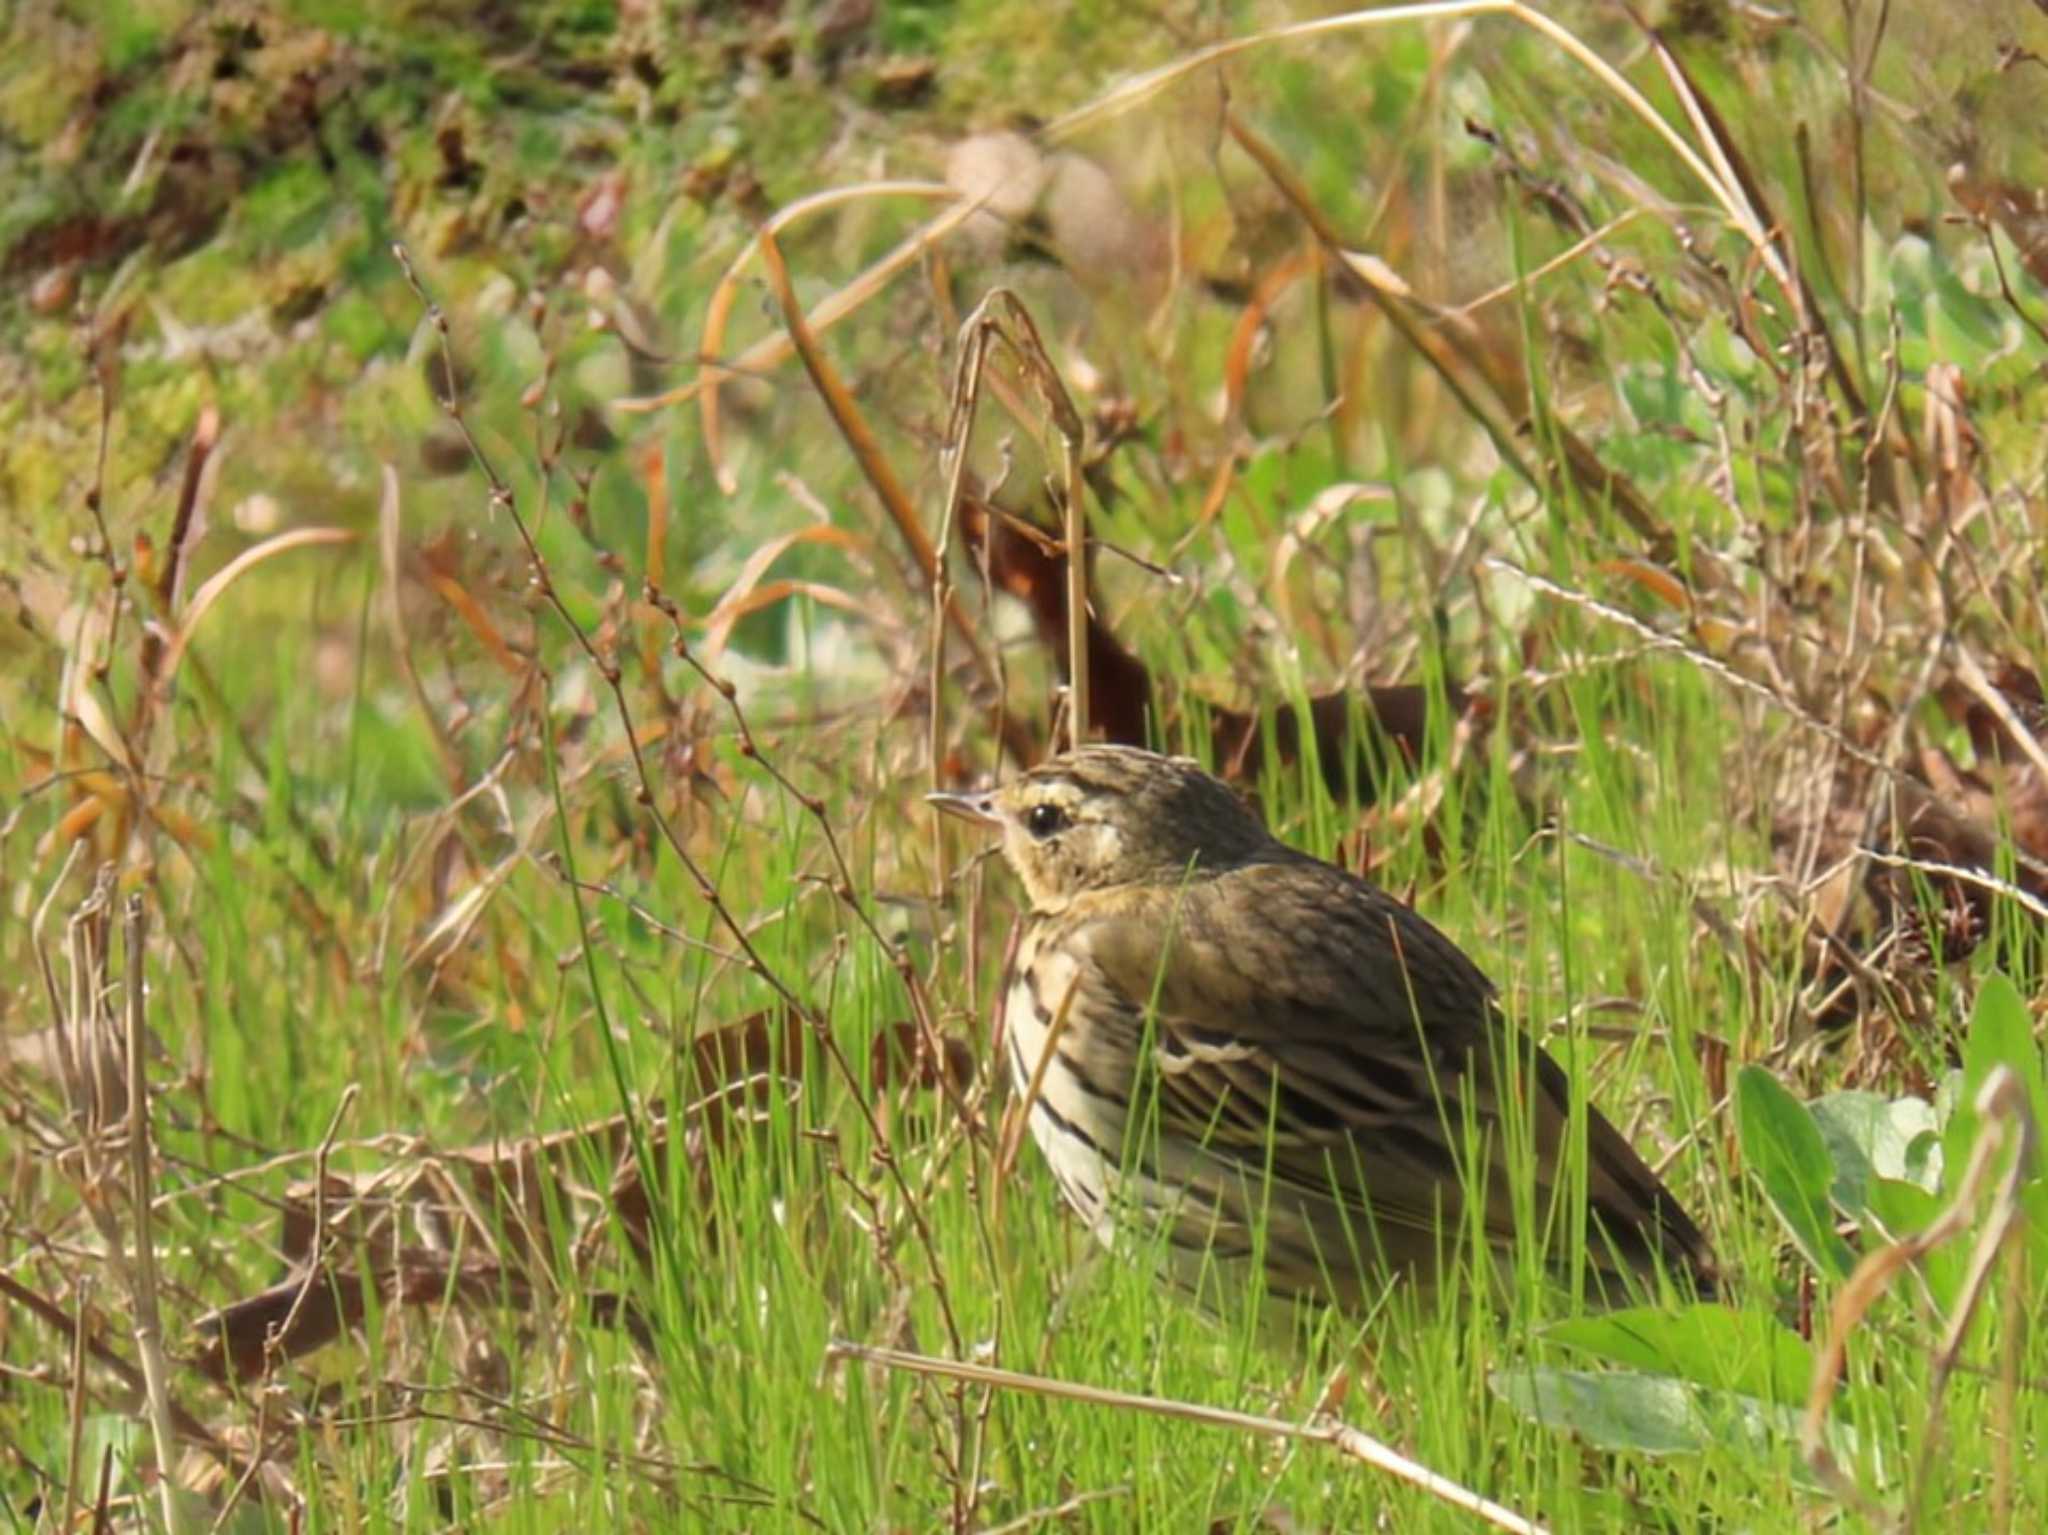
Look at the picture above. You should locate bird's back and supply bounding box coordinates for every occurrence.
[1005,848,1716,1304]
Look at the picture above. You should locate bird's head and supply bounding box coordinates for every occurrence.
[927,745,1271,911]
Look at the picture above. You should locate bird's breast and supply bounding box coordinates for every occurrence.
[1004,917,1140,1236]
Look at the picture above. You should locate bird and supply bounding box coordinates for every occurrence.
[928,744,1716,1317]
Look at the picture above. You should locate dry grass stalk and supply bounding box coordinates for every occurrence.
[827,1340,1552,1535]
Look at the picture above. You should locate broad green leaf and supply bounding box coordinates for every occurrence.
[1489,1368,1851,1474]
[1965,974,2044,1105]
[1808,1091,1880,1217]
[1943,974,2048,1203]
[1490,1367,1702,1454]
[1547,1303,1814,1406]
[1810,1091,1944,1214]
[1736,1065,1856,1281]
[1903,1126,1943,1190]
[1863,1175,1940,1234]
[1864,1178,1962,1313]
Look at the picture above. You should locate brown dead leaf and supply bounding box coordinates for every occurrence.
[1941,661,2048,771]
[680,1007,806,1096]
[196,1011,808,1376]
[1223,247,1314,417]
[1949,168,2048,285]
[963,493,1153,747]
[1777,671,2048,1033]
[416,528,524,677]
[195,1248,533,1384]
[868,1020,976,1097]
[1599,558,1690,612]
[962,494,1471,799]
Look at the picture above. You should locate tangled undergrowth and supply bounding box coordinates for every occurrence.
[4,3,2046,1530]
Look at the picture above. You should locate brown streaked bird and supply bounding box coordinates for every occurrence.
[929,745,1715,1315]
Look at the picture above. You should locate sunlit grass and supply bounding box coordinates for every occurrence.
[7,1,2048,1530]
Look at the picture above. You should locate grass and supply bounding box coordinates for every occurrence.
[5,1,2047,1530]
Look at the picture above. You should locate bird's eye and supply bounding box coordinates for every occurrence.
[1025,802,1068,838]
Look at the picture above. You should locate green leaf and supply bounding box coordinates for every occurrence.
[1810,1091,1944,1214]
[1547,1304,1814,1406]
[1490,1367,1703,1454]
[1903,1126,1943,1190]
[1736,1065,1856,1281]
[1863,1175,1940,1234]
[1943,974,2048,1202]
[1863,1177,1961,1312]
[1489,1367,1848,1473]
[1808,1091,1880,1216]
[1965,974,2044,1100]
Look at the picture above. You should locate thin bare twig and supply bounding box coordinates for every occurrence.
[120,895,183,1535]
[752,227,1030,767]
[826,1341,1551,1535]
[395,241,977,1373]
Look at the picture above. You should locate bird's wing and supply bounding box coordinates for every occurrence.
[1078,857,1715,1287]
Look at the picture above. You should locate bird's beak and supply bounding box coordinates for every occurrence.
[925,790,1002,828]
